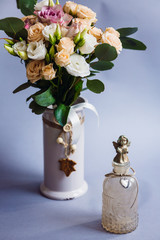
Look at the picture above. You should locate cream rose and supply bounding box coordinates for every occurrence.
[77,4,97,22]
[26,60,45,83]
[13,41,27,55]
[34,0,49,11]
[65,53,90,77]
[27,40,47,60]
[89,27,103,42]
[28,22,44,42]
[56,37,75,55]
[60,26,69,37]
[79,33,97,55]
[101,32,122,54]
[73,18,92,30]
[63,1,78,15]
[42,64,56,80]
[55,50,71,67]
[42,23,57,41]
[104,27,120,38]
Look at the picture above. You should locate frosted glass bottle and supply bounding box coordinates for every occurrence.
[102,161,139,234]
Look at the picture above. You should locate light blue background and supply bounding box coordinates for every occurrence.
[0,0,159,239]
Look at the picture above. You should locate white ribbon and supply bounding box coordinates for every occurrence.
[67,101,99,144]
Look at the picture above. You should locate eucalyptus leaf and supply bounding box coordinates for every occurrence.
[5,28,28,40]
[95,43,118,61]
[87,73,96,78]
[90,70,100,74]
[0,17,27,39]
[13,82,31,94]
[55,104,70,126]
[29,101,46,115]
[34,86,55,107]
[117,27,138,37]
[120,37,147,50]
[87,79,105,94]
[18,0,37,16]
[26,89,47,102]
[90,61,114,71]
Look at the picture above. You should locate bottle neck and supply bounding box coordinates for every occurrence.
[112,161,130,175]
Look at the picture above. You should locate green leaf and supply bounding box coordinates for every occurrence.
[90,61,114,71]
[90,70,100,74]
[82,87,87,92]
[16,0,20,9]
[0,17,27,40]
[13,82,31,94]
[87,73,96,78]
[35,80,51,89]
[29,101,46,115]
[26,89,47,102]
[117,27,138,37]
[95,43,118,61]
[55,104,70,126]
[18,0,37,16]
[34,86,56,107]
[72,80,83,103]
[120,37,147,50]
[63,78,83,106]
[5,28,28,40]
[87,79,105,94]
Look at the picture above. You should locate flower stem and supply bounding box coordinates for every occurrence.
[82,87,87,92]
[50,80,58,88]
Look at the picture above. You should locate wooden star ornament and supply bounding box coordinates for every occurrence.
[59,158,77,177]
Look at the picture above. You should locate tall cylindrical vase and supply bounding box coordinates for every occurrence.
[40,99,88,200]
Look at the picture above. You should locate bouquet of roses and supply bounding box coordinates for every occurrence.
[0,0,146,126]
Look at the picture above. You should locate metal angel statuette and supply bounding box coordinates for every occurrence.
[113,136,130,164]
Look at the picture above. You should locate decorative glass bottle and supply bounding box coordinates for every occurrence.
[102,136,139,234]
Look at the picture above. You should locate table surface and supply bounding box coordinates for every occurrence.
[0,0,160,240]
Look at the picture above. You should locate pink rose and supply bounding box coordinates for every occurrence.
[66,18,91,38]
[35,5,72,26]
[66,22,83,38]
[21,15,38,29]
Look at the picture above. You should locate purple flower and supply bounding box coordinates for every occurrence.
[35,5,72,26]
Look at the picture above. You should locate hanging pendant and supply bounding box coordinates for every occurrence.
[59,158,77,177]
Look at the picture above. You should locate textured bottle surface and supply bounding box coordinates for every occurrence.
[102,175,138,234]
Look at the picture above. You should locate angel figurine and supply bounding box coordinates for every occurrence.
[113,136,130,164]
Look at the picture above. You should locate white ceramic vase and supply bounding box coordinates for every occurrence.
[40,98,88,200]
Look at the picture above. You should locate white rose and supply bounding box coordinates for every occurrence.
[79,33,97,54]
[42,23,57,41]
[34,0,49,11]
[65,54,90,77]
[27,40,47,60]
[13,41,27,55]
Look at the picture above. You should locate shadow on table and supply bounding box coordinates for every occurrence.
[32,218,121,240]
[0,149,44,212]
[79,219,120,238]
